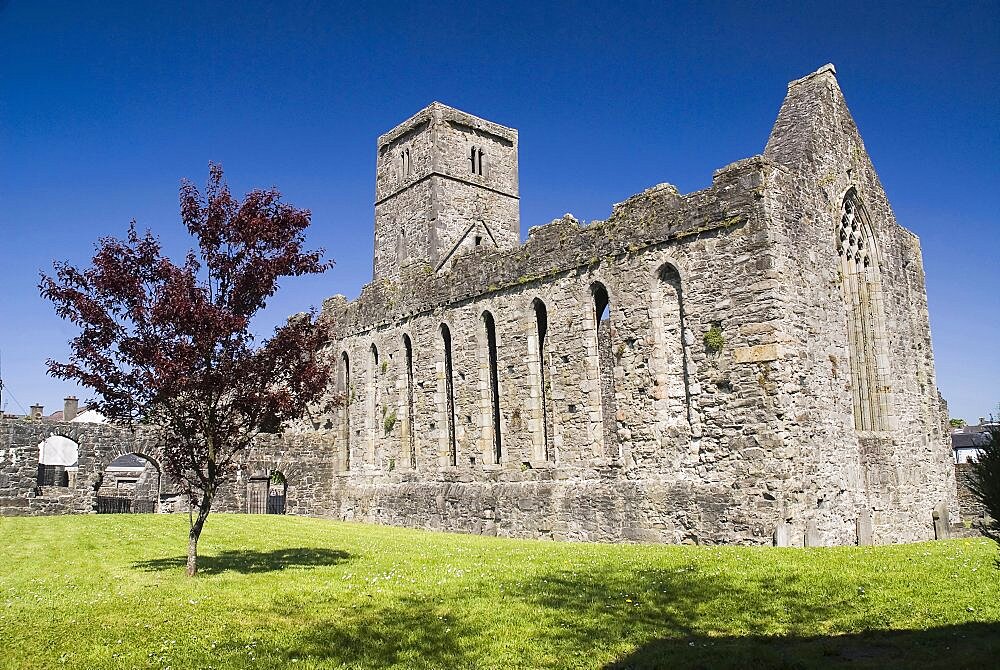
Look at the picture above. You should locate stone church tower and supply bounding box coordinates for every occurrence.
[373,102,520,281]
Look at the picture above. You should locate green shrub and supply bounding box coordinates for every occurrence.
[968,418,1000,546]
[703,325,724,353]
[383,409,397,434]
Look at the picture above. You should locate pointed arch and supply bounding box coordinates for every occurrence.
[481,311,503,464]
[837,189,890,431]
[402,333,416,468]
[530,298,553,462]
[340,351,351,470]
[440,323,457,466]
[654,262,693,427]
[591,281,617,456]
[369,343,380,466]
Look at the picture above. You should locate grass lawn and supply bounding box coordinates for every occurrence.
[0,515,998,669]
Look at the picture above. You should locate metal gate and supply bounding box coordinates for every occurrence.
[96,494,156,513]
[266,487,286,514]
[248,480,286,514]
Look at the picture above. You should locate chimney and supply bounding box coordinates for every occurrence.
[29,404,44,419]
[64,396,79,422]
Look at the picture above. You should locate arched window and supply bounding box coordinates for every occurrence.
[340,351,351,470]
[482,311,502,463]
[656,263,692,426]
[369,344,380,465]
[530,298,553,461]
[469,145,485,176]
[37,435,78,487]
[837,190,889,431]
[402,334,416,469]
[97,452,161,513]
[441,324,457,466]
[401,148,412,178]
[591,282,618,455]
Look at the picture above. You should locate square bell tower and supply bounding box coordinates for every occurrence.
[373,102,519,282]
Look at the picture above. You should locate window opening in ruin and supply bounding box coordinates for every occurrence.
[532,298,553,461]
[592,282,619,457]
[341,351,351,470]
[370,344,380,466]
[403,333,416,469]
[97,452,161,513]
[469,145,484,176]
[401,148,411,178]
[483,311,502,463]
[837,190,889,431]
[657,263,693,426]
[37,464,68,487]
[36,435,78,489]
[441,324,458,466]
[475,235,482,246]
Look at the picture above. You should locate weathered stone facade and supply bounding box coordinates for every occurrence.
[310,64,957,546]
[0,418,337,518]
[1,65,958,547]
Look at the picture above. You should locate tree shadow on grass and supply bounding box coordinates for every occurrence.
[605,622,1000,669]
[516,563,1000,669]
[276,594,478,670]
[276,556,1000,670]
[132,547,351,574]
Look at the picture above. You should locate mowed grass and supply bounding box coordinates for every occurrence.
[1,515,998,670]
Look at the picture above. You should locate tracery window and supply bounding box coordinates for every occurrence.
[837,190,889,431]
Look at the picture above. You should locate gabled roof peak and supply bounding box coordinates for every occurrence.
[787,63,838,89]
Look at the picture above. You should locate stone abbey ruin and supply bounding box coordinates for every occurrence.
[0,65,959,546]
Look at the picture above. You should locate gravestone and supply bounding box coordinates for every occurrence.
[932,502,950,540]
[856,512,873,546]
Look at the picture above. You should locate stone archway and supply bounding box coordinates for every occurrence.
[96,452,162,513]
[94,442,167,514]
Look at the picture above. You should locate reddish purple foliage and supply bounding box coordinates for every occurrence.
[40,164,335,574]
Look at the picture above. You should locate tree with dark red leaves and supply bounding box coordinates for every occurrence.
[40,164,334,576]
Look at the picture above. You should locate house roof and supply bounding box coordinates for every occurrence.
[108,453,150,469]
[952,432,990,449]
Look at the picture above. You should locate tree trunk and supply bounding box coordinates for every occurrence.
[186,489,213,576]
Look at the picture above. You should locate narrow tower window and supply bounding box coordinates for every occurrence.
[441,324,458,466]
[401,148,411,178]
[483,311,502,464]
[469,145,484,176]
[403,333,416,469]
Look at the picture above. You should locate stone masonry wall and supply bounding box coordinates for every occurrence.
[0,418,336,518]
[955,463,987,520]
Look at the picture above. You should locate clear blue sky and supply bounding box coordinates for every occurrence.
[1,1,997,422]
